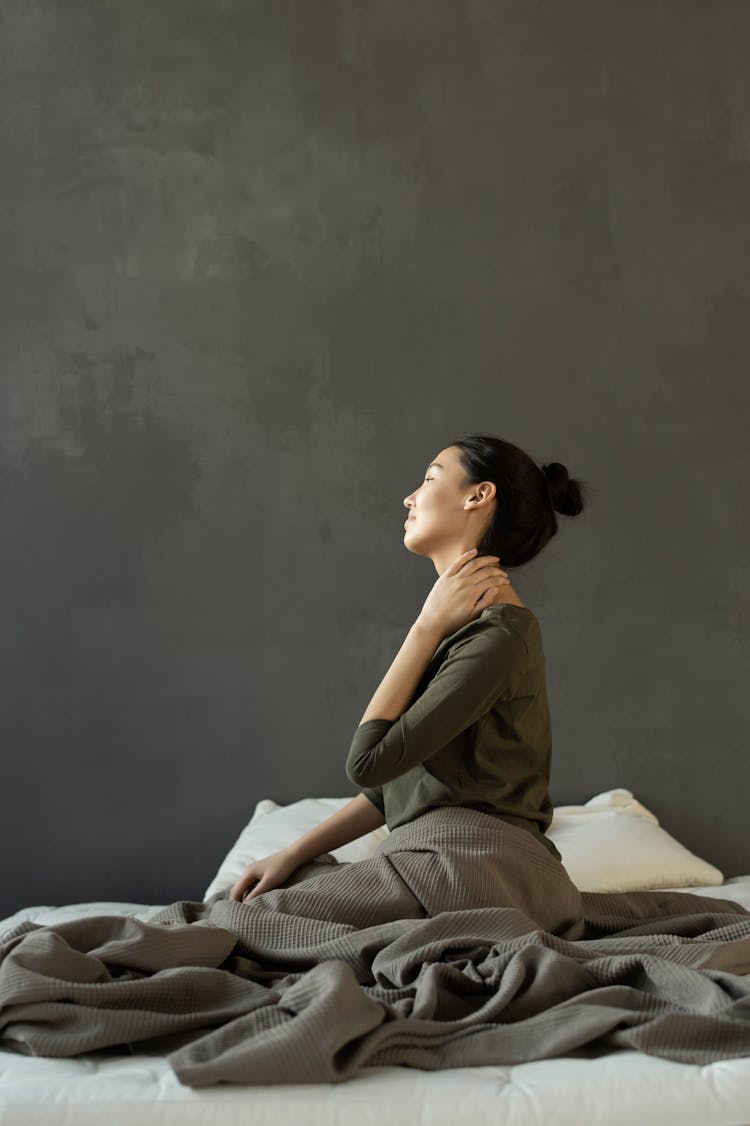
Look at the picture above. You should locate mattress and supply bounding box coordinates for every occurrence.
[2,876,750,1126]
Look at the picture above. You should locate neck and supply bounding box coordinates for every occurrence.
[429,546,526,609]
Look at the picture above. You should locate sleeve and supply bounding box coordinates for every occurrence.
[358,784,385,816]
[345,624,524,789]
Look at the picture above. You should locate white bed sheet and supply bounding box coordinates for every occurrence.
[2,877,750,1126]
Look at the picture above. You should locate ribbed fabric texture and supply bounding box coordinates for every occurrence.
[1,806,749,1085]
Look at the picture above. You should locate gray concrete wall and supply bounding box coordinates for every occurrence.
[1,1,748,916]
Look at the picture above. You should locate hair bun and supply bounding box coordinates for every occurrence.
[541,462,584,516]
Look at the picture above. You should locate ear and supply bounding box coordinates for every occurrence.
[473,481,497,505]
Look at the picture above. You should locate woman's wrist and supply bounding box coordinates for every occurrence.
[282,794,384,867]
[412,614,445,644]
[282,839,311,865]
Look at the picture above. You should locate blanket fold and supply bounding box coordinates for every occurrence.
[1,806,749,1084]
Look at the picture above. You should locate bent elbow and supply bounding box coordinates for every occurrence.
[345,756,371,787]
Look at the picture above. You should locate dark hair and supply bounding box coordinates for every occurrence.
[448,433,587,567]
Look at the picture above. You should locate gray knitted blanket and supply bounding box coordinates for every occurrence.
[2,806,750,1085]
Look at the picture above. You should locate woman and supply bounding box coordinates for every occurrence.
[5,435,749,1082]
[228,433,589,939]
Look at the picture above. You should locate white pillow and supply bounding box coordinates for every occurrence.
[203,798,390,901]
[204,787,723,901]
[547,787,724,892]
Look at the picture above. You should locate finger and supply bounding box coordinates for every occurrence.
[231,875,254,902]
[451,548,479,568]
[244,880,265,902]
[473,555,506,574]
[471,586,497,614]
[486,564,508,578]
[467,554,500,571]
[473,563,508,580]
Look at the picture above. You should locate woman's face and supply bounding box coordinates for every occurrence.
[402,445,496,565]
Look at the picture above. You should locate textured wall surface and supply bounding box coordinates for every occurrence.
[1,1,749,916]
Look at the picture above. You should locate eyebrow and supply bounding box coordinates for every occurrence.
[427,462,444,471]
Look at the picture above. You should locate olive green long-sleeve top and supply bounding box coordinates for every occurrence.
[345,603,562,862]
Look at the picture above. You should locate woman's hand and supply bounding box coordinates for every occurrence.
[229,848,300,903]
[417,548,510,639]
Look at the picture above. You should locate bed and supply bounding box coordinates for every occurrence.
[2,788,749,1126]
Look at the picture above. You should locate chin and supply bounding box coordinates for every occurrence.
[403,529,427,556]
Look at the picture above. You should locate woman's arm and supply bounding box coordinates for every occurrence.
[230,795,386,902]
[356,548,509,726]
[358,618,444,724]
[283,793,386,867]
[346,625,524,788]
[281,620,443,867]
